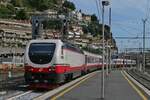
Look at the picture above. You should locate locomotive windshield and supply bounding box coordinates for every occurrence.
[29,43,56,64]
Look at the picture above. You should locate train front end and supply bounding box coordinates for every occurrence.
[24,39,62,85]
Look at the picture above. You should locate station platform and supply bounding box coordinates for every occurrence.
[53,70,150,100]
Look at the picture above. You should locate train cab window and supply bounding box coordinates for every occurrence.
[29,43,56,64]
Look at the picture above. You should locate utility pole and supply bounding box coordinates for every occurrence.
[106,41,109,75]
[109,3,112,73]
[142,19,147,72]
[125,48,127,68]
[123,48,125,69]
[106,4,112,75]
[102,3,105,99]
[101,0,109,99]
[139,42,142,71]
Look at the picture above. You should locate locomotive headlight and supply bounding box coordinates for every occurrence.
[39,68,43,72]
[49,67,55,71]
[49,68,51,71]
[44,80,48,83]
[31,68,34,71]
[35,80,39,83]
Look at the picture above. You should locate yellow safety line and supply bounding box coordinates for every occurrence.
[121,71,148,100]
[50,73,97,100]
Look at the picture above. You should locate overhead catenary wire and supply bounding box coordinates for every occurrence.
[113,22,141,32]
[114,36,150,39]
[113,24,138,35]
[113,21,150,36]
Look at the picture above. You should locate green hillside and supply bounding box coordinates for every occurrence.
[0,0,75,19]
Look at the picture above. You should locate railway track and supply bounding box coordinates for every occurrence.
[0,80,58,100]
[6,90,45,100]
[4,78,71,100]
[127,69,150,90]
[0,76,25,90]
[0,75,75,100]
[2,70,98,100]
[0,75,30,100]
[2,81,65,100]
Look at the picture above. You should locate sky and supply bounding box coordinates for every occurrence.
[69,0,150,52]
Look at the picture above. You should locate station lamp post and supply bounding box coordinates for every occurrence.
[101,0,110,99]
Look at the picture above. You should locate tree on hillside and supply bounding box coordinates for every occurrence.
[26,0,60,11]
[7,3,15,14]
[0,0,7,4]
[15,9,29,20]
[63,1,76,11]
[91,14,98,22]
[11,0,23,7]
[82,25,89,34]
[83,20,111,39]
[42,19,62,30]
[0,4,14,18]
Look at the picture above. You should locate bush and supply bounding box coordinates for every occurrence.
[11,0,23,7]
[42,19,62,30]
[0,4,14,18]
[15,9,29,20]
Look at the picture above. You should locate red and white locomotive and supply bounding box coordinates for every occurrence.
[24,39,102,85]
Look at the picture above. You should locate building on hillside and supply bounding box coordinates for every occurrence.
[69,10,82,22]
[0,19,32,68]
[76,10,82,21]
[29,10,58,19]
[57,0,65,5]
[0,20,32,48]
[0,29,31,65]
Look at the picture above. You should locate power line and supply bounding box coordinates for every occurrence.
[114,22,150,35]
[113,24,138,35]
[114,36,150,39]
[113,22,140,31]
